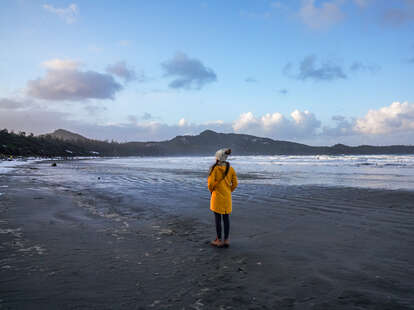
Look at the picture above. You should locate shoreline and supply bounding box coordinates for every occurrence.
[0,164,413,309]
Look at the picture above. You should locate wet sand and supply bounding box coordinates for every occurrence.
[0,165,414,309]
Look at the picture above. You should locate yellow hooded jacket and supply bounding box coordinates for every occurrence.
[208,165,238,214]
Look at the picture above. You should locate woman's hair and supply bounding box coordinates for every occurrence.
[209,160,230,177]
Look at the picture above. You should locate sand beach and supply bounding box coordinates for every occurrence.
[0,158,413,309]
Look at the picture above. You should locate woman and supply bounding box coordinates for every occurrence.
[208,148,238,248]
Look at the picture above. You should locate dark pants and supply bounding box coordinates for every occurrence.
[214,212,230,240]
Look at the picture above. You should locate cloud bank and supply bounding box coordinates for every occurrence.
[233,110,321,139]
[355,101,414,134]
[162,52,217,89]
[1,97,414,145]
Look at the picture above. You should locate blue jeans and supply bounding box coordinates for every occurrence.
[214,212,230,240]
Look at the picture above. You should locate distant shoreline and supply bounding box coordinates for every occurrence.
[2,153,414,163]
[1,128,414,158]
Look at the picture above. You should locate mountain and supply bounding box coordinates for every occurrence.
[1,128,414,157]
[154,130,316,155]
[42,129,414,156]
[45,129,90,142]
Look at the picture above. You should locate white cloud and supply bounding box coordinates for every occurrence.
[161,52,217,90]
[42,59,81,71]
[291,109,321,128]
[27,59,123,101]
[43,3,79,24]
[178,118,188,127]
[261,112,285,129]
[233,110,321,139]
[322,115,355,137]
[284,55,347,81]
[299,0,345,29]
[354,101,414,134]
[232,112,258,131]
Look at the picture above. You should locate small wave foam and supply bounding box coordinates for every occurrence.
[28,154,414,192]
[0,158,44,174]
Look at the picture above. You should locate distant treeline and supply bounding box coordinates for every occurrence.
[1,128,413,158]
[0,129,157,157]
[0,129,95,157]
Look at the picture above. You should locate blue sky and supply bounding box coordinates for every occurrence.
[1,0,414,145]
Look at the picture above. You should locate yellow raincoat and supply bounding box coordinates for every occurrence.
[208,165,238,214]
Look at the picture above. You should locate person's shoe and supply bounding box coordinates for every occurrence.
[210,238,223,247]
[223,239,230,248]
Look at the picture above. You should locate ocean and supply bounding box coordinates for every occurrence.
[2,155,414,192]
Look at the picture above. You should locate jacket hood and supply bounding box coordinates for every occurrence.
[215,148,231,162]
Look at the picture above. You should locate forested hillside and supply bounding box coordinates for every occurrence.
[1,128,413,158]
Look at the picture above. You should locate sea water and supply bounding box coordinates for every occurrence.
[0,158,41,174]
[95,155,414,190]
[1,155,413,217]
[10,154,411,192]
[2,154,414,192]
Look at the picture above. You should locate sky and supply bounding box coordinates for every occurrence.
[1,0,414,146]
